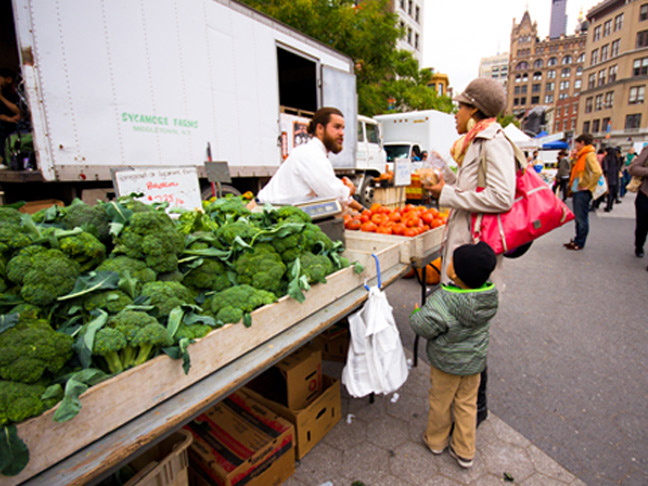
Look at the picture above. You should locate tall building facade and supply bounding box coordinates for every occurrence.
[550,0,568,39]
[393,0,423,65]
[506,11,587,136]
[579,0,648,146]
[479,52,510,87]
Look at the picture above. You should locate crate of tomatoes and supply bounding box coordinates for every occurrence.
[344,204,446,264]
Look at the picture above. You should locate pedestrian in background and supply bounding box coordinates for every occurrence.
[602,146,622,212]
[620,147,636,198]
[565,133,602,251]
[554,149,571,201]
[628,145,648,262]
[424,77,515,428]
[411,241,498,469]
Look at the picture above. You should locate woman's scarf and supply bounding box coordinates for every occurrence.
[569,144,595,188]
[450,118,497,166]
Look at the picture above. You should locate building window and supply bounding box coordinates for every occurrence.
[633,57,648,76]
[609,65,618,82]
[601,44,609,62]
[532,83,541,93]
[604,20,611,36]
[598,70,606,86]
[611,39,620,57]
[602,117,610,131]
[576,66,583,76]
[591,49,599,65]
[588,73,596,89]
[534,59,543,68]
[614,13,624,31]
[546,82,555,91]
[521,85,528,94]
[573,103,578,114]
[572,120,576,130]
[641,4,648,21]
[514,98,519,106]
[548,57,558,66]
[583,121,591,133]
[629,86,646,104]
[407,27,412,44]
[522,73,529,82]
[408,0,412,16]
[545,94,554,103]
[577,53,585,63]
[595,94,603,110]
[521,97,526,105]
[548,69,556,79]
[585,97,593,113]
[575,79,582,90]
[592,119,600,133]
[516,61,529,70]
[560,80,570,90]
[559,92,569,100]
[531,96,539,104]
[594,25,601,41]
[400,0,405,9]
[415,33,419,49]
[561,68,571,78]
[557,107,562,117]
[605,91,614,107]
[415,5,420,22]
[515,74,521,83]
[533,71,542,80]
[514,86,520,94]
[562,55,572,64]
[625,114,642,129]
[637,30,648,48]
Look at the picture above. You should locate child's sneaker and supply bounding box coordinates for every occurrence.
[421,433,445,455]
[449,446,473,468]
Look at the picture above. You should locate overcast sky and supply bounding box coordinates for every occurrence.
[422,0,601,93]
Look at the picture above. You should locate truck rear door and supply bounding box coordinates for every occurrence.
[321,65,356,170]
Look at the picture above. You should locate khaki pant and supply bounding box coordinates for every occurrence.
[423,365,481,459]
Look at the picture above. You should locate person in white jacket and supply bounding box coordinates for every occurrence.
[425,77,516,427]
[257,107,363,211]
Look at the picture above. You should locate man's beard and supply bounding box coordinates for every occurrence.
[323,131,343,154]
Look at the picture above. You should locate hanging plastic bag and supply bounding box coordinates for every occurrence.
[342,284,409,398]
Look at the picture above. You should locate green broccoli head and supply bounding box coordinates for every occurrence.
[300,251,334,284]
[140,281,195,318]
[0,380,61,426]
[204,197,251,220]
[300,223,334,253]
[0,207,24,226]
[234,244,286,296]
[0,316,74,383]
[108,309,162,368]
[8,304,42,320]
[114,211,185,273]
[216,220,260,246]
[93,327,128,374]
[176,210,220,235]
[58,230,107,272]
[97,255,158,286]
[131,322,173,366]
[271,232,301,255]
[60,199,111,243]
[83,290,133,315]
[10,248,81,306]
[209,284,276,323]
[0,223,34,260]
[182,258,232,292]
[174,323,212,342]
[275,206,312,224]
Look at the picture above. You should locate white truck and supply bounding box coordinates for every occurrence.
[374,109,458,171]
[2,0,385,204]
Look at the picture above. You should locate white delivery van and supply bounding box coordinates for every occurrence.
[1,0,372,203]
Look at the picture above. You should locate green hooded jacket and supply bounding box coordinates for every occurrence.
[409,283,498,376]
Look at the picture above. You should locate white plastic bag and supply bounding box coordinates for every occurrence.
[592,174,608,200]
[341,286,409,397]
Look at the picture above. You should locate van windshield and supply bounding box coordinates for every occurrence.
[385,145,410,162]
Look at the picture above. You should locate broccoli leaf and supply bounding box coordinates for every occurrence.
[353,262,365,274]
[162,337,192,375]
[117,271,139,300]
[167,307,184,339]
[0,313,19,335]
[242,313,252,328]
[58,271,120,301]
[0,424,29,476]
[53,368,109,423]
[286,258,310,303]
[184,312,218,328]
[73,310,108,368]
[41,383,64,402]
[104,201,133,237]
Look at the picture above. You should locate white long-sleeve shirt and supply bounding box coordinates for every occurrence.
[257,138,352,205]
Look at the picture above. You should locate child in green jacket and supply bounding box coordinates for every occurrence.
[410,241,498,469]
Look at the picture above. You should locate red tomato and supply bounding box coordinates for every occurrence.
[346,219,362,230]
[403,227,418,237]
[376,226,393,235]
[361,221,377,232]
[392,223,406,235]
[405,216,421,227]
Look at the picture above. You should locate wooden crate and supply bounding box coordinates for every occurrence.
[373,187,405,208]
[344,225,444,264]
[8,239,402,485]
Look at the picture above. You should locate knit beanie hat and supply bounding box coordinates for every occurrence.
[453,241,497,289]
[453,78,507,118]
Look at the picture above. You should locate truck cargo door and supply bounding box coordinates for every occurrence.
[321,66,357,169]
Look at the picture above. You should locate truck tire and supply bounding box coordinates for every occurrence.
[359,176,375,207]
[201,183,241,200]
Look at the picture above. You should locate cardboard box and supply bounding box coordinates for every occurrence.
[185,390,294,486]
[18,199,64,214]
[123,430,192,486]
[314,326,349,362]
[248,345,322,411]
[244,375,341,460]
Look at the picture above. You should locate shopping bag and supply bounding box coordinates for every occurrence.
[626,176,642,193]
[471,133,575,255]
[592,175,608,200]
[341,286,408,398]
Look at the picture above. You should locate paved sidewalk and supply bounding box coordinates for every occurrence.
[283,356,586,486]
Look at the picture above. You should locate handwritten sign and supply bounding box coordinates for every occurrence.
[394,159,412,187]
[112,167,203,211]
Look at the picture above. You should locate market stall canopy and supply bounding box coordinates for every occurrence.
[503,123,540,149]
[541,140,569,150]
[534,131,549,138]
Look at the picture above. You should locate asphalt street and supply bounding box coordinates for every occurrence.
[385,194,648,486]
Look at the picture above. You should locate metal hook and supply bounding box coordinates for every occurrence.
[364,253,382,291]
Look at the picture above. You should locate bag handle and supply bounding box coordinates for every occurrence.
[476,130,528,189]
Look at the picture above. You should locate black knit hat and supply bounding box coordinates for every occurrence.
[453,241,497,289]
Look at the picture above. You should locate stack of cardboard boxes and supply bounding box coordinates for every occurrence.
[185,344,342,485]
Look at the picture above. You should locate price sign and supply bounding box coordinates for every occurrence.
[394,159,412,186]
[112,167,203,211]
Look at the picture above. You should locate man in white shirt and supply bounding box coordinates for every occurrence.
[257,107,363,211]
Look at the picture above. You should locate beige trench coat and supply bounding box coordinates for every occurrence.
[438,123,517,284]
